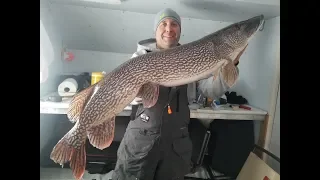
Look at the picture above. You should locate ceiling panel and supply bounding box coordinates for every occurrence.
[46,0,279,53]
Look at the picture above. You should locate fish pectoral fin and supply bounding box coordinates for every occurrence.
[137,83,159,108]
[221,61,239,87]
[87,116,115,150]
[67,81,103,123]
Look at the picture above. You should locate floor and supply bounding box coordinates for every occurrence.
[40,167,112,180]
[40,166,223,180]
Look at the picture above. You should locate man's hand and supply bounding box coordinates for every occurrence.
[234,44,248,65]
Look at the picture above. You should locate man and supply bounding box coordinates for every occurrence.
[112,8,245,180]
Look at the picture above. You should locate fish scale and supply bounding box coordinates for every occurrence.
[50,14,265,180]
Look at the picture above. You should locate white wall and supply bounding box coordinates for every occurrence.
[229,16,280,144]
[49,4,233,54]
[230,16,280,111]
[61,50,131,74]
[49,0,279,23]
[40,0,63,78]
[40,0,64,97]
[56,9,237,74]
[267,84,280,173]
[40,0,64,152]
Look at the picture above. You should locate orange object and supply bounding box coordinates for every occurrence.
[167,105,172,114]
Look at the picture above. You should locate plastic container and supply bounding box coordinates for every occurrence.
[91,72,105,85]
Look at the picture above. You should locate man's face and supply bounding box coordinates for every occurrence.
[155,18,181,49]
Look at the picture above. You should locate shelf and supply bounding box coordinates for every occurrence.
[40,96,267,121]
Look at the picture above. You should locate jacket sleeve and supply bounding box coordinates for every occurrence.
[129,49,148,105]
[197,66,239,100]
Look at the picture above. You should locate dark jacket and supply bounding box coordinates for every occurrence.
[112,39,193,180]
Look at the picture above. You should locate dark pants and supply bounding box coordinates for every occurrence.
[112,127,193,180]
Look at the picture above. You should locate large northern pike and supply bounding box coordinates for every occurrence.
[50,14,264,180]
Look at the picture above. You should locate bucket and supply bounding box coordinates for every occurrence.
[91,72,105,85]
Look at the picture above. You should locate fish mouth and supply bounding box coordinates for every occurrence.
[249,14,264,25]
[253,14,265,31]
[258,15,265,31]
[241,14,265,36]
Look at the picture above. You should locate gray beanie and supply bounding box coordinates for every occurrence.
[154,8,181,32]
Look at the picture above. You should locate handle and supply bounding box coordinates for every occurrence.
[253,144,280,163]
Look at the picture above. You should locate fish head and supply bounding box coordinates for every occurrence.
[211,15,265,60]
[236,14,265,43]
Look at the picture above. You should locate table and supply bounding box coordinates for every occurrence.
[40,94,269,150]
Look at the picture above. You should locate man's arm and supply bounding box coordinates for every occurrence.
[197,45,248,100]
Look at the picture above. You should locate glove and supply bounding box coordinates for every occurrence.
[225,91,248,105]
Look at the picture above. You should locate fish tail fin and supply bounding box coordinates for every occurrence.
[69,143,86,180]
[222,61,239,87]
[87,117,115,150]
[50,132,87,180]
[50,135,74,167]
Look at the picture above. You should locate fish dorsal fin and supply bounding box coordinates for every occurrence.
[137,82,160,108]
[67,80,103,123]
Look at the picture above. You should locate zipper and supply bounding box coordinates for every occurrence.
[158,87,172,146]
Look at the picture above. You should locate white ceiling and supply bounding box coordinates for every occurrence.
[45,0,280,54]
[49,0,280,21]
